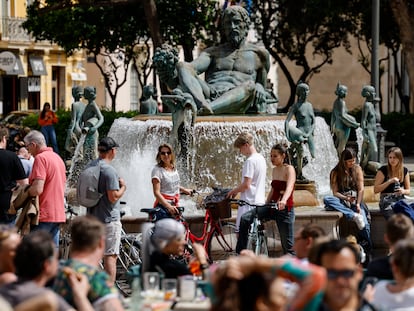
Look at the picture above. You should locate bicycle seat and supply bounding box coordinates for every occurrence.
[140,208,160,215]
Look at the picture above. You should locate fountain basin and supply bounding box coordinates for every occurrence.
[108,114,338,216]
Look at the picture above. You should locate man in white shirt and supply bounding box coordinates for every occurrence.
[227,132,267,253]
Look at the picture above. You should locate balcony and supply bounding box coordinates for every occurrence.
[1,17,32,42]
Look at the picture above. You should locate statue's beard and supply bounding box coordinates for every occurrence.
[229,29,246,47]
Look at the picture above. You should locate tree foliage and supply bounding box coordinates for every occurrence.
[156,0,219,61]
[252,0,362,111]
[352,0,403,114]
[23,0,218,111]
[252,1,360,110]
[389,0,414,112]
[23,0,149,111]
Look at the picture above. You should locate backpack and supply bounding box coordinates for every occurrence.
[76,163,102,208]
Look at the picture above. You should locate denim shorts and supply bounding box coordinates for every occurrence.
[104,221,121,256]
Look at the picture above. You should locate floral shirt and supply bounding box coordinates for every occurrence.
[53,259,119,308]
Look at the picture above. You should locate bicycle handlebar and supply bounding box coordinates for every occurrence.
[229,199,279,210]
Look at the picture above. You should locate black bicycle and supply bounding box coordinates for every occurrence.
[231,200,278,256]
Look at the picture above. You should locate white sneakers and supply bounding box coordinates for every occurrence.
[353,213,365,230]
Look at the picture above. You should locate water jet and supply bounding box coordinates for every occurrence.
[105,114,338,216]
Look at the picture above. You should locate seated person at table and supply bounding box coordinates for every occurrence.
[0,230,92,311]
[53,215,124,310]
[142,218,208,279]
[0,225,21,286]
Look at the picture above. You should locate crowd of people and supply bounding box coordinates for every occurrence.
[140,130,414,310]
[2,3,413,309]
[2,89,414,311]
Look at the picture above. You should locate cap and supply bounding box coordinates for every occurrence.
[98,137,119,152]
[150,218,185,250]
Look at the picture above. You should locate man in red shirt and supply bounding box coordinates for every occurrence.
[24,130,66,246]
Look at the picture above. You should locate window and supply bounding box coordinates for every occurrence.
[130,67,139,111]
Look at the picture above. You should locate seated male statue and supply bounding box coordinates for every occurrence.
[154,5,276,115]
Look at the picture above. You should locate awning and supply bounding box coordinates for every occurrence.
[5,54,25,75]
[70,72,87,81]
[29,56,47,75]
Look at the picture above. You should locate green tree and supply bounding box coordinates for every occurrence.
[353,0,403,114]
[389,0,414,112]
[156,0,219,61]
[252,0,362,111]
[23,0,218,111]
[23,0,149,111]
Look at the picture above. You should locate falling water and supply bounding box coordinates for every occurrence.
[106,116,338,216]
[66,134,87,193]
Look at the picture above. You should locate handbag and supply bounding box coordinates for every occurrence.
[379,194,404,212]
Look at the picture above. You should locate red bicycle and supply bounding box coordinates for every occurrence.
[141,189,237,262]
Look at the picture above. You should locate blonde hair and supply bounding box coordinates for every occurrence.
[387,147,404,181]
[234,132,254,148]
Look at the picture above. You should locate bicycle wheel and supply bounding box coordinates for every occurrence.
[118,234,142,270]
[59,223,72,260]
[116,234,142,297]
[246,220,258,253]
[256,233,269,256]
[207,222,237,262]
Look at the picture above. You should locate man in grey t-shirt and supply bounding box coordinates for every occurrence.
[87,137,126,286]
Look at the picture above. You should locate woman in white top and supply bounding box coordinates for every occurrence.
[372,239,414,310]
[151,143,193,220]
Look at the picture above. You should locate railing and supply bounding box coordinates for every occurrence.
[1,17,32,42]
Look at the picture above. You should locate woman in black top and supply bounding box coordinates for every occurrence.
[374,147,410,219]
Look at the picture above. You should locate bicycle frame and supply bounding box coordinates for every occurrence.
[179,209,233,257]
[247,210,268,256]
[141,203,237,262]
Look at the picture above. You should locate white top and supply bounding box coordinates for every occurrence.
[233,152,267,230]
[151,165,180,196]
[240,152,267,204]
[372,280,414,310]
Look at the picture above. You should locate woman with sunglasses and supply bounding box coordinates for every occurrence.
[151,143,193,220]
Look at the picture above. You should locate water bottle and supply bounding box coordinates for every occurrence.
[129,268,144,311]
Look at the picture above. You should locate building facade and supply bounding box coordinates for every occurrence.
[0,0,86,116]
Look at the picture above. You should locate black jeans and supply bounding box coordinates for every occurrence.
[0,191,16,224]
[153,203,174,221]
[236,206,275,254]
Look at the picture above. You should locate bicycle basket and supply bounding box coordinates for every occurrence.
[203,188,232,220]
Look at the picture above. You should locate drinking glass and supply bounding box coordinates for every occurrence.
[178,275,196,301]
[143,272,160,292]
[162,278,177,301]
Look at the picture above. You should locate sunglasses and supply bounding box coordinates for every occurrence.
[326,269,356,280]
[160,151,172,156]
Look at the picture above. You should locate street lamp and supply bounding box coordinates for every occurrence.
[372,0,385,162]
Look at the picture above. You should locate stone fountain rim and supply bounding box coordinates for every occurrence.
[133,114,287,122]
